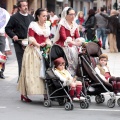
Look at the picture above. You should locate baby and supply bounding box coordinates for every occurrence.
[53,57,83,101]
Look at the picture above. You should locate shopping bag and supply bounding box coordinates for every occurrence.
[92,36,102,47]
[92,36,99,43]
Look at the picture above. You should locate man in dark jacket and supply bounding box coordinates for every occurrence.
[5,0,34,77]
[95,7,108,49]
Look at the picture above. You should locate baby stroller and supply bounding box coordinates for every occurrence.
[77,42,116,108]
[43,45,89,110]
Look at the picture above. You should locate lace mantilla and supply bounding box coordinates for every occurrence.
[28,21,50,37]
[59,18,78,36]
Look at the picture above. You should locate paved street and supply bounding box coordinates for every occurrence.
[0,44,120,120]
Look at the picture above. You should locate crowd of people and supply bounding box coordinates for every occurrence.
[0,0,120,103]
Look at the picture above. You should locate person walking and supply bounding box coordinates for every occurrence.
[83,9,96,41]
[50,11,59,38]
[100,9,119,53]
[0,7,10,79]
[18,8,51,102]
[95,7,108,49]
[116,10,120,52]
[5,0,34,77]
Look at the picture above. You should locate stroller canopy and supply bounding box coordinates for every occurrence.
[85,42,102,57]
[49,45,68,67]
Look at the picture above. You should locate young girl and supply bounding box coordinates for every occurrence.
[95,54,120,93]
[76,11,85,37]
[53,57,83,101]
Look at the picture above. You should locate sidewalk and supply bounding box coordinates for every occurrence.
[4,46,18,81]
[102,48,120,77]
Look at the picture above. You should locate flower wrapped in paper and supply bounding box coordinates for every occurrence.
[0,52,7,63]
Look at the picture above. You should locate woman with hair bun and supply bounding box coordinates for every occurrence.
[18,8,51,102]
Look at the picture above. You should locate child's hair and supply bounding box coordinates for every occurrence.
[77,11,84,18]
[99,54,108,60]
[54,57,65,68]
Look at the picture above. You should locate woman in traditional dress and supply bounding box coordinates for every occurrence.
[18,8,51,102]
[53,7,84,76]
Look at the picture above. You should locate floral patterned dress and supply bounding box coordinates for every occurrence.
[18,22,50,95]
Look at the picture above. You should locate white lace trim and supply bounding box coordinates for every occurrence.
[59,18,78,36]
[28,21,50,37]
[53,19,79,44]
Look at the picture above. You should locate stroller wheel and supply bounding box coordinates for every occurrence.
[86,95,91,103]
[107,99,115,108]
[117,98,120,106]
[80,101,89,109]
[64,102,73,110]
[95,95,104,104]
[71,103,74,110]
[44,100,51,107]
[85,101,90,108]
[99,95,105,103]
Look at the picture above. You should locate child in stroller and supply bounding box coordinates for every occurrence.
[95,54,120,95]
[53,57,83,101]
[44,45,90,110]
[77,42,118,108]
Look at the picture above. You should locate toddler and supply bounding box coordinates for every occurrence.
[95,54,120,93]
[53,57,83,101]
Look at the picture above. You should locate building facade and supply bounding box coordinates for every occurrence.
[55,0,94,17]
[0,0,46,13]
[2,0,120,16]
[93,0,120,11]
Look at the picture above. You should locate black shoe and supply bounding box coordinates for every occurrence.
[0,72,5,79]
[102,46,106,50]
